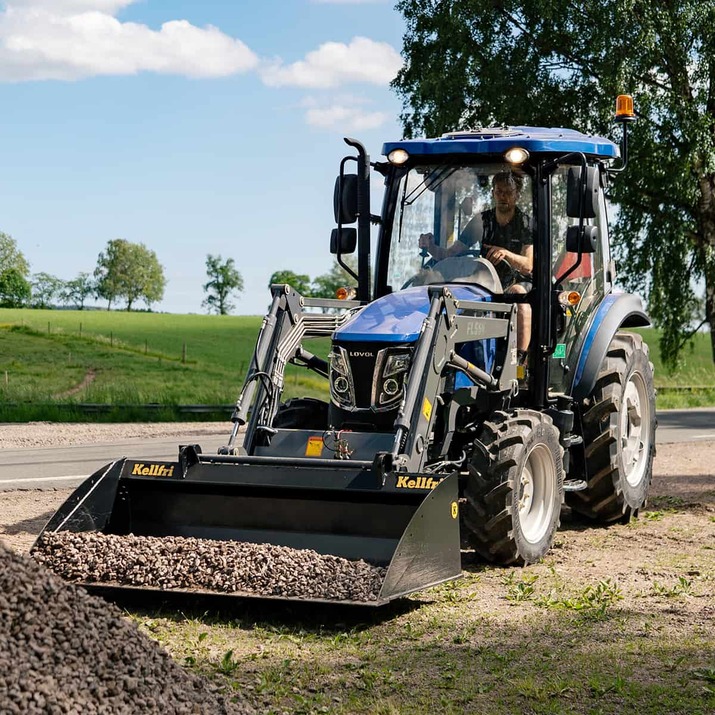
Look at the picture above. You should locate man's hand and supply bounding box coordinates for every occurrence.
[483,244,512,265]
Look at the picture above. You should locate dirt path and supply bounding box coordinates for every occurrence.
[52,367,98,399]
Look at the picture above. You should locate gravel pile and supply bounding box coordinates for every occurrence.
[0,542,252,715]
[34,531,387,602]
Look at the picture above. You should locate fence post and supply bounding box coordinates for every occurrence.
[110,331,113,347]
[182,342,187,364]
[79,322,82,337]
[48,322,50,334]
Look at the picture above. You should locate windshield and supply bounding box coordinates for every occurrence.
[387,163,535,291]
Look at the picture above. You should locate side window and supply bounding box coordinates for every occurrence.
[551,166,605,295]
[550,165,606,392]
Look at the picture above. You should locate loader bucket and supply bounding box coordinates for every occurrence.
[34,448,462,605]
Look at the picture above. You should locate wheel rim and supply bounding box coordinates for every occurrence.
[621,369,652,488]
[517,443,556,544]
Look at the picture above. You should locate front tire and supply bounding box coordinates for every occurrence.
[462,410,564,565]
[567,332,656,522]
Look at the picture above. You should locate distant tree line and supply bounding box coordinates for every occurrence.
[0,233,166,311]
[0,231,351,315]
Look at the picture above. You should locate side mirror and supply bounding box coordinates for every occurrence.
[333,174,358,224]
[566,224,598,253]
[330,227,357,255]
[566,166,598,219]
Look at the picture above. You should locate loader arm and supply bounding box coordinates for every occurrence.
[391,286,519,473]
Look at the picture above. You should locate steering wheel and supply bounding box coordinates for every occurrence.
[492,257,519,290]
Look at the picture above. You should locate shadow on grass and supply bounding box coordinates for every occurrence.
[94,587,421,632]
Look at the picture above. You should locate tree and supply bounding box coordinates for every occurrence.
[202,254,244,315]
[30,272,64,309]
[61,272,95,310]
[94,239,166,311]
[393,1,715,366]
[268,270,312,296]
[0,232,31,308]
[0,267,31,308]
[0,232,29,277]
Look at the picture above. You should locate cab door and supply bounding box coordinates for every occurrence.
[549,165,608,394]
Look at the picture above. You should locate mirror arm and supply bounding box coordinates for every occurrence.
[336,155,359,283]
[344,137,371,302]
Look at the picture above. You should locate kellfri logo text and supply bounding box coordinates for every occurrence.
[395,475,444,490]
[131,463,175,478]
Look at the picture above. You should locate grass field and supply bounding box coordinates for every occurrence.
[0,308,329,420]
[1,308,714,419]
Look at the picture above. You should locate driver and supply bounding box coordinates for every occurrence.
[418,171,534,361]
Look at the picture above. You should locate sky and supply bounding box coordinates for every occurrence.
[0,0,406,315]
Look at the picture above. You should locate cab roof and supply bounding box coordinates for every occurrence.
[383,127,619,160]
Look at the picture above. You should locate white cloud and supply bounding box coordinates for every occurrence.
[0,1,258,80]
[302,95,388,132]
[260,36,402,89]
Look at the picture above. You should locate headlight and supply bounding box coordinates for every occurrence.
[329,347,355,408]
[377,349,411,407]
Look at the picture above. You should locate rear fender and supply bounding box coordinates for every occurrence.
[569,293,650,402]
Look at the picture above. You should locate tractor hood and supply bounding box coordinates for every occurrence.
[334,285,492,343]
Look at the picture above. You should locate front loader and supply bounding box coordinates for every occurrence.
[34,96,656,605]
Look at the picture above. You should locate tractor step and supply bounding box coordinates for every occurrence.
[563,478,587,492]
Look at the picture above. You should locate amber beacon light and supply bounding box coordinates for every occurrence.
[615,94,636,122]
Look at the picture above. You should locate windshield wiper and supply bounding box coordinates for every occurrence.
[402,166,459,206]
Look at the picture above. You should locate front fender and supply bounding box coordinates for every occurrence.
[569,293,650,402]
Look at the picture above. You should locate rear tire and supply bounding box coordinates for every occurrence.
[462,409,564,565]
[567,332,656,523]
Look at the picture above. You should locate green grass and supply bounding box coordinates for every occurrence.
[129,564,715,715]
[0,308,330,419]
[0,309,713,419]
[631,328,715,408]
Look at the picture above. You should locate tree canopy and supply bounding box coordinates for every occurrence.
[268,270,312,296]
[392,0,715,365]
[0,233,31,307]
[203,254,244,315]
[30,272,64,309]
[94,239,166,311]
[0,232,29,277]
[0,267,31,308]
[311,259,357,300]
[61,272,95,310]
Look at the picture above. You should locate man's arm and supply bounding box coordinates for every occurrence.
[418,233,470,261]
[483,243,533,276]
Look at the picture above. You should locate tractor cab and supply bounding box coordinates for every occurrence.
[333,124,633,408]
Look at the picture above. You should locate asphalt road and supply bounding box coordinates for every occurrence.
[0,409,713,491]
[0,434,229,491]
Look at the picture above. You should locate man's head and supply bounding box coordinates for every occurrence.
[492,172,523,217]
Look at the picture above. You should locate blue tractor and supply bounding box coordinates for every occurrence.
[36,98,656,604]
